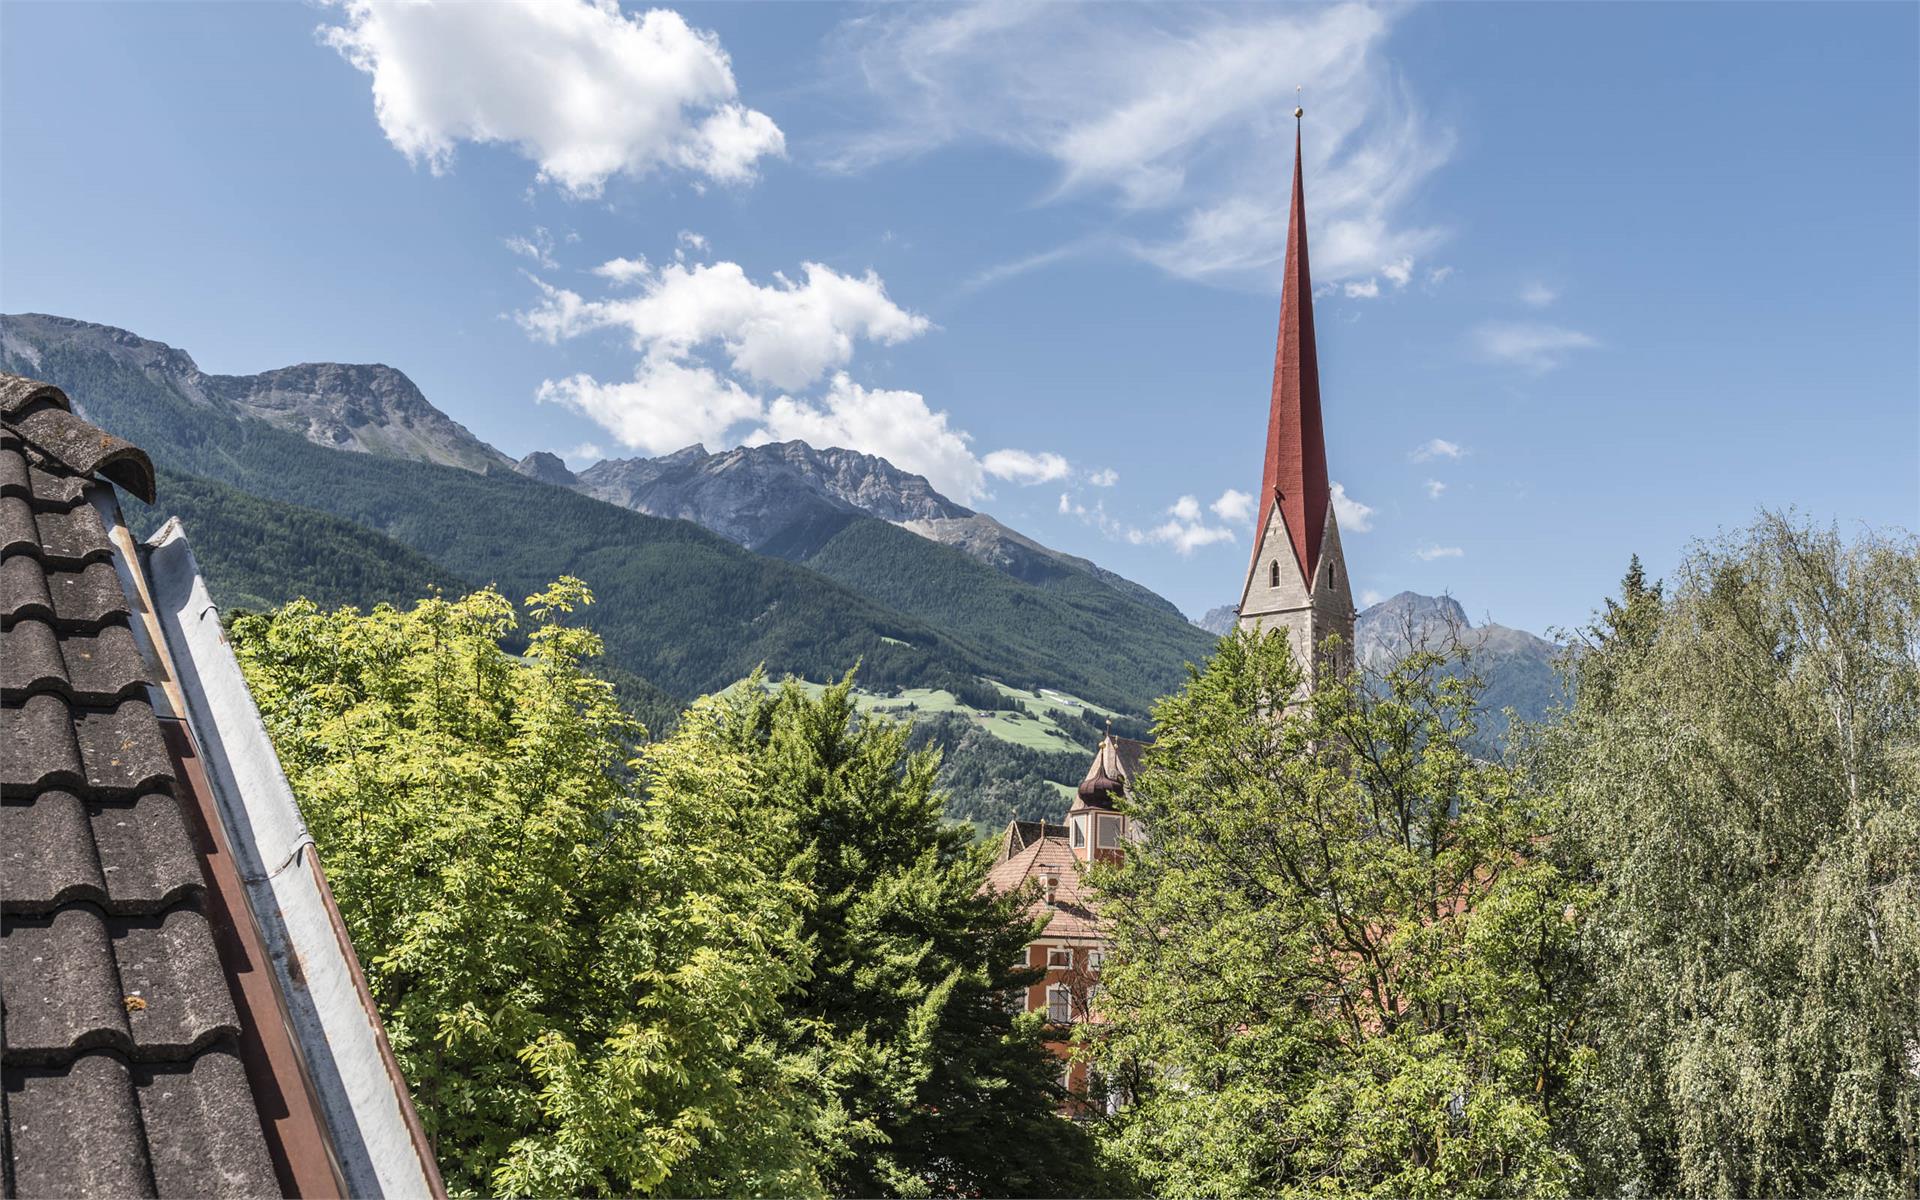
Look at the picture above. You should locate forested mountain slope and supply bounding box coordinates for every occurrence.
[2,315,1209,717]
[533,440,1183,615]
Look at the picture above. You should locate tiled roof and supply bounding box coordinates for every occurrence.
[1,377,282,1196]
[984,835,1102,942]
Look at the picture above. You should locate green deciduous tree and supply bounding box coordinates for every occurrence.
[1538,516,1920,1196]
[230,582,818,1197]
[1088,628,1586,1198]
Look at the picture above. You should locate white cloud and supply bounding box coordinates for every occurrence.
[1519,281,1558,308]
[591,256,652,286]
[1474,321,1598,373]
[1424,478,1447,500]
[983,449,1070,485]
[828,4,1451,290]
[1416,544,1464,561]
[1058,492,1076,515]
[565,442,604,465]
[1426,265,1455,287]
[516,259,929,391]
[1360,588,1385,607]
[1169,494,1203,521]
[503,227,557,268]
[321,0,784,196]
[755,374,988,503]
[1211,488,1254,523]
[677,230,710,255]
[537,357,762,457]
[1343,278,1380,299]
[520,248,1049,506]
[1088,467,1119,487]
[1381,256,1414,288]
[1331,481,1374,532]
[1410,438,1465,462]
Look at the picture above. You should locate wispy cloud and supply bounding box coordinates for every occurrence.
[1474,321,1598,373]
[1416,544,1464,561]
[1519,281,1558,308]
[1410,437,1465,463]
[503,227,558,269]
[1087,467,1119,488]
[1211,488,1254,523]
[824,3,1452,290]
[1344,278,1381,299]
[1424,479,1446,500]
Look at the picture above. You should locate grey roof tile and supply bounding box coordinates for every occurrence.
[71,697,175,796]
[3,1053,157,1199]
[2,692,85,795]
[89,793,204,915]
[6,401,154,504]
[0,907,130,1063]
[1,791,108,914]
[2,791,203,917]
[136,1047,281,1198]
[25,499,113,568]
[0,494,35,558]
[115,907,241,1057]
[2,617,151,705]
[0,554,133,632]
[0,440,27,498]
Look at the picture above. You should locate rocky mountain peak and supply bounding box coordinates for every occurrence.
[1360,590,1472,631]
[0,313,511,474]
[515,450,578,487]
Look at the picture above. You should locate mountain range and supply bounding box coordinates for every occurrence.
[1198,592,1566,747]
[2,311,1563,821]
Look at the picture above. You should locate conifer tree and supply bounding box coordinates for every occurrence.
[712,676,1112,1198]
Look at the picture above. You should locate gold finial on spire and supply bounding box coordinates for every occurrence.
[1294,84,1303,120]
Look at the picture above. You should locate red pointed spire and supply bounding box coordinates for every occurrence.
[1255,120,1330,586]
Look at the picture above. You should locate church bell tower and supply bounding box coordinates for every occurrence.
[1236,113,1355,686]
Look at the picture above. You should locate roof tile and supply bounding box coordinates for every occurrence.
[3,1052,156,1199]
[89,792,205,915]
[7,402,155,505]
[2,692,86,795]
[1,791,109,914]
[0,907,131,1062]
[136,1047,282,1198]
[2,617,152,704]
[115,907,242,1057]
[1,554,134,631]
[71,697,176,796]
[26,498,114,568]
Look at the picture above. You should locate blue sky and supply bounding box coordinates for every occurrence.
[4,1,1914,634]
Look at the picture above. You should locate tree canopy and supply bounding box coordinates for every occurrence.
[1086,625,1587,1198]
[1536,516,1920,1195]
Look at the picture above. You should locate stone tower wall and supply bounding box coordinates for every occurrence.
[1236,501,1355,685]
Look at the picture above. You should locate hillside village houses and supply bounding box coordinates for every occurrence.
[987,111,1356,1111]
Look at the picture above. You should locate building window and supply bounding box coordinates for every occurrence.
[1096,815,1122,849]
[1270,560,1280,588]
[1088,949,1108,971]
[1047,946,1073,970]
[1071,815,1087,849]
[1047,984,1072,1023]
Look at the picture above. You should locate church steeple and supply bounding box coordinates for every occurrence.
[1257,121,1330,586]
[1236,110,1355,683]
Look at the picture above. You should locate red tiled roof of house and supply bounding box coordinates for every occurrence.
[984,833,1102,942]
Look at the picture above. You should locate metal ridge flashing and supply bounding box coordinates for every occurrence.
[140,518,445,1200]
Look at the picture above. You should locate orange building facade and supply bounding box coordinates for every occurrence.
[985,734,1143,1113]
